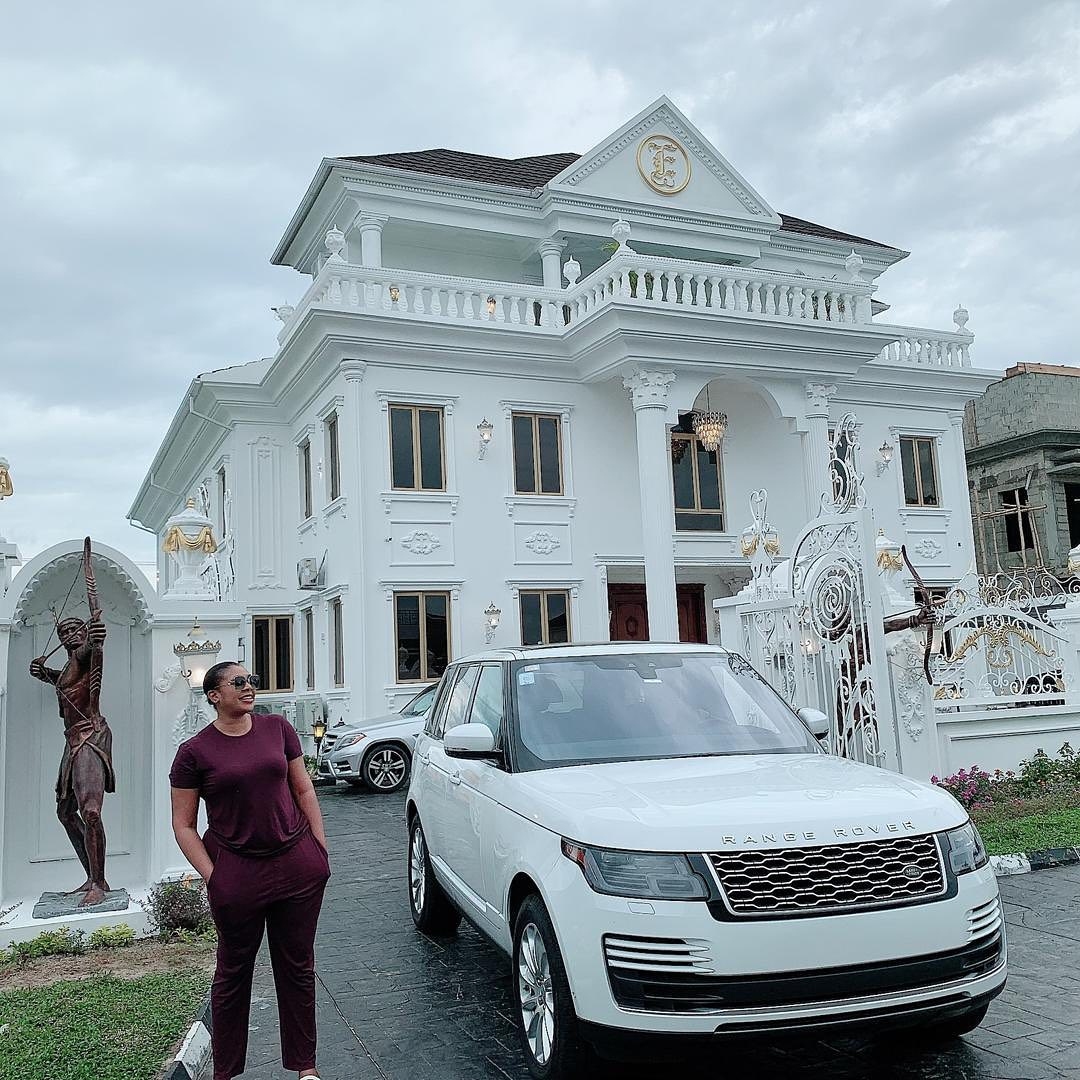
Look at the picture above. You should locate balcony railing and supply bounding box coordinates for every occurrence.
[283,247,973,368]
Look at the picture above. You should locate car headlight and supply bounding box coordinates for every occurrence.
[335,733,367,750]
[943,821,989,875]
[561,839,709,900]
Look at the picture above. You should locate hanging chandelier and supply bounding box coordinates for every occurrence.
[691,387,727,452]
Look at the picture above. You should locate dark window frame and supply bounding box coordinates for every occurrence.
[252,614,294,693]
[899,435,940,508]
[519,589,572,646]
[671,430,725,532]
[389,404,446,492]
[326,412,341,502]
[512,411,564,495]
[303,607,315,691]
[393,589,452,683]
[330,596,344,688]
[300,439,313,520]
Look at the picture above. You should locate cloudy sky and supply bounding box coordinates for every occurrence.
[2,0,1078,566]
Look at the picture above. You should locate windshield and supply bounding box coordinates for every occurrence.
[401,684,437,718]
[511,652,820,770]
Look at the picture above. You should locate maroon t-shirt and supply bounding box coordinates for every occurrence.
[169,713,308,857]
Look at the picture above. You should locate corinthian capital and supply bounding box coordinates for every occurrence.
[805,382,837,415]
[623,370,676,410]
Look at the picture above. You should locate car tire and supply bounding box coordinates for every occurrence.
[408,817,461,936]
[512,894,594,1079]
[362,743,411,793]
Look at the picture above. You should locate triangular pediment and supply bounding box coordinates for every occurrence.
[548,96,778,225]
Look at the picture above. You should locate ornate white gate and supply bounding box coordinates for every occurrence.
[739,416,899,768]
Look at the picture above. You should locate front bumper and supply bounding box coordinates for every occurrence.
[318,747,364,780]
[543,859,1006,1035]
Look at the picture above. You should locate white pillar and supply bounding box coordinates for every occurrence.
[341,360,368,708]
[623,370,679,641]
[358,214,387,269]
[539,238,566,290]
[803,383,836,514]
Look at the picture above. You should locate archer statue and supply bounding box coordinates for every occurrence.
[29,537,115,907]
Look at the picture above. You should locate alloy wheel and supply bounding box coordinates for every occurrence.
[517,923,555,1066]
[366,746,408,790]
[409,825,426,915]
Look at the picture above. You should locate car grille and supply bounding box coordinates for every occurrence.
[322,732,342,752]
[967,897,1002,942]
[605,930,1003,1015]
[708,834,946,917]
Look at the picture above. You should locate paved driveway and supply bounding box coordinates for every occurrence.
[233,786,1080,1080]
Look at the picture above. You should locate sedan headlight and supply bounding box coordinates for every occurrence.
[561,839,709,900]
[943,821,989,875]
[334,733,367,751]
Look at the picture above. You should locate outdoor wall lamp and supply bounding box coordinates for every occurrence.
[477,418,494,460]
[484,602,501,644]
[173,617,223,691]
[876,441,894,475]
[312,715,328,759]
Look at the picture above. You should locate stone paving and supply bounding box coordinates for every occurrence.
[226,786,1080,1080]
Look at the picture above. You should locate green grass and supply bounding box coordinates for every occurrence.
[0,969,211,1080]
[975,806,1080,856]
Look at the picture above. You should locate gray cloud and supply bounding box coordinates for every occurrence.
[1,0,1076,562]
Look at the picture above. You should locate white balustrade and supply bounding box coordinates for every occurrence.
[281,250,970,369]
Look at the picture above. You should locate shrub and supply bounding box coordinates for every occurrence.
[142,876,213,940]
[1,926,87,966]
[87,923,136,950]
[930,765,994,811]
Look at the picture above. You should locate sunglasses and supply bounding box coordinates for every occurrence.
[225,674,260,690]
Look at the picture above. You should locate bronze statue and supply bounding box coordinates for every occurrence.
[29,537,115,907]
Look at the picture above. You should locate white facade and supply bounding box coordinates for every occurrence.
[128,97,997,723]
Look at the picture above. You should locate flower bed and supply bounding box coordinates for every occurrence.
[931,744,1080,855]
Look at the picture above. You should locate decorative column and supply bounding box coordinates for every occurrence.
[357,214,388,268]
[623,370,679,641]
[342,360,368,708]
[803,383,836,514]
[538,238,566,290]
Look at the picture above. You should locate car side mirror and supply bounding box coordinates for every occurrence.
[798,707,830,739]
[444,723,500,760]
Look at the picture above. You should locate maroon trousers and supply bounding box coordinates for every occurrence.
[205,829,330,1080]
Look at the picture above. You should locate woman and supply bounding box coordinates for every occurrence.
[170,661,331,1080]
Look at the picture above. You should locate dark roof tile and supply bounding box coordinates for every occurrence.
[339,148,899,251]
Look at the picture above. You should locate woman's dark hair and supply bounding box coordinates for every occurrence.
[203,661,242,700]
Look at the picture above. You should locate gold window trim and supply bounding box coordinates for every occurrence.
[389,404,447,492]
[330,597,345,688]
[899,435,940,507]
[512,412,564,496]
[326,413,341,501]
[671,432,725,525]
[253,614,294,693]
[519,589,572,646]
[394,590,452,683]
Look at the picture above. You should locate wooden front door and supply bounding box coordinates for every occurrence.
[608,584,708,643]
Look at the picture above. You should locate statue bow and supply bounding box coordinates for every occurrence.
[900,544,936,686]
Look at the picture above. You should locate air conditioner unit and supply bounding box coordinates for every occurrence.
[297,552,326,590]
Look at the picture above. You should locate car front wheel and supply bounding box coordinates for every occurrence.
[512,895,594,1079]
[362,743,411,792]
[407,817,461,935]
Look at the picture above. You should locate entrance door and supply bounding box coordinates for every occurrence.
[608,584,708,643]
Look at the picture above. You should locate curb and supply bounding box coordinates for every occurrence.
[990,846,1080,877]
[163,993,212,1080]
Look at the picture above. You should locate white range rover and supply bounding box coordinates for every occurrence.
[405,644,1005,1078]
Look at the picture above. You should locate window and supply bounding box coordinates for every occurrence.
[1065,483,1080,548]
[217,466,228,537]
[469,664,505,741]
[1001,489,1037,552]
[303,608,315,691]
[512,412,563,494]
[520,590,571,646]
[252,615,293,692]
[329,597,344,687]
[671,417,724,531]
[389,405,445,491]
[326,412,341,501]
[900,436,939,507]
[394,591,450,682]
[434,664,479,738]
[299,439,313,519]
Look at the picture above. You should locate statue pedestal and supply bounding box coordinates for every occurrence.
[32,888,131,919]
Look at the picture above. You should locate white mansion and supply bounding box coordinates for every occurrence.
[128,97,996,724]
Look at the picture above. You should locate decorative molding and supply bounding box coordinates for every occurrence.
[523,531,561,556]
[889,633,926,742]
[380,579,463,602]
[248,435,284,589]
[340,359,367,383]
[557,104,768,217]
[292,423,316,447]
[381,492,460,517]
[913,537,944,560]
[499,400,574,424]
[376,390,457,416]
[316,395,345,421]
[505,496,576,519]
[623,370,676,410]
[506,579,582,600]
[804,382,838,415]
[401,530,442,556]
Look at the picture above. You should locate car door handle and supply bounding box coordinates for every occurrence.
[449,772,462,786]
